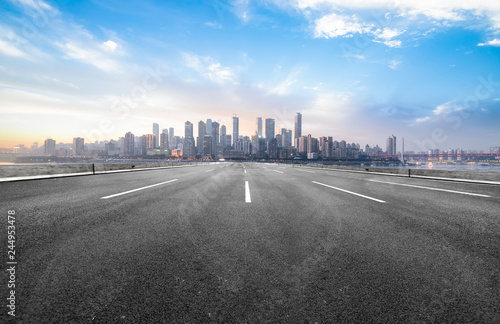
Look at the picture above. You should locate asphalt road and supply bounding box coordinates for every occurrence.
[1,162,499,323]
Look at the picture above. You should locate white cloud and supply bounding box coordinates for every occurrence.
[416,116,431,123]
[344,53,365,60]
[402,8,464,21]
[102,40,117,52]
[478,39,500,47]
[433,101,464,115]
[15,0,58,14]
[388,58,402,70]
[267,67,302,95]
[0,38,29,58]
[183,53,236,84]
[375,27,405,40]
[307,91,354,120]
[279,0,500,46]
[204,21,223,29]
[57,42,119,72]
[314,13,371,38]
[377,39,402,48]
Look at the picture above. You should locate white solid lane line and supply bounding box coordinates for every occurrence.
[205,169,214,172]
[368,180,491,198]
[273,170,284,174]
[312,181,386,203]
[101,179,178,199]
[245,181,251,203]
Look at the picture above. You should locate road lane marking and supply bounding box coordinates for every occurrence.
[312,181,386,203]
[245,181,251,203]
[273,170,283,174]
[244,170,247,174]
[297,169,316,173]
[205,169,214,173]
[101,179,178,199]
[368,180,491,198]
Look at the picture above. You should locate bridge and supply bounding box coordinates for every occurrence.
[1,162,499,322]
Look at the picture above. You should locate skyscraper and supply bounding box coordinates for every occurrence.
[206,119,212,135]
[256,117,263,138]
[220,125,227,148]
[160,132,169,151]
[139,135,148,156]
[72,137,84,155]
[146,134,156,149]
[265,118,275,141]
[169,127,174,147]
[124,132,135,156]
[212,121,219,155]
[184,121,195,158]
[185,121,193,138]
[386,135,397,155]
[294,112,302,148]
[44,138,56,156]
[197,120,206,155]
[152,123,159,148]
[203,135,212,158]
[281,128,292,148]
[232,116,239,147]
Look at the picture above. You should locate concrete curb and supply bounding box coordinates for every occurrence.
[0,164,199,183]
[290,164,500,185]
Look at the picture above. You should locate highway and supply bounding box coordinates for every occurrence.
[1,162,499,323]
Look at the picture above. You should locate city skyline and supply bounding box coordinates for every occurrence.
[1,1,500,151]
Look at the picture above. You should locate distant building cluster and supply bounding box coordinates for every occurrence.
[7,112,498,162]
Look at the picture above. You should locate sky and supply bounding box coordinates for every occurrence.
[0,0,499,152]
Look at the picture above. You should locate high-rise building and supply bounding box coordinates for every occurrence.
[275,134,283,147]
[139,135,148,156]
[153,123,159,148]
[160,132,169,151]
[256,117,263,138]
[185,121,193,138]
[146,134,156,149]
[265,118,275,141]
[251,133,260,157]
[44,138,56,156]
[267,138,278,159]
[169,127,174,147]
[386,135,397,155]
[307,135,319,154]
[124,132,135,156]
[72,137,84,155]
[251,133,265,158]
[212,121,219,155]
[298,136,308,155]
[184,121,195,158]
[220,125,227,148]
[294,112,302,148]
[243,136,251,155]
[206,119,212,135]
[197,121,206,155]
[203,135,212,158]
[281,128,292,148]
[232,116,239,147]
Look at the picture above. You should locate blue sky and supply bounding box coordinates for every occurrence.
[0,0,499,151]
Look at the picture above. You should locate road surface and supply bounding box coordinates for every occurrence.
[1,162,499,323]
